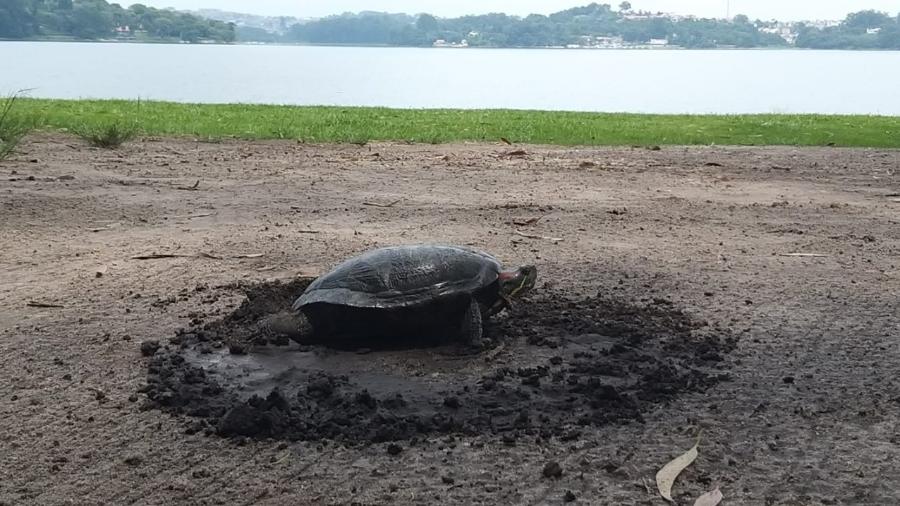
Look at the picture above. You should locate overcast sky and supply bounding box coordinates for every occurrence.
[136,1,900,21]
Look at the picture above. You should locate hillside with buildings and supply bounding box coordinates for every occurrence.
[205,3,899,50]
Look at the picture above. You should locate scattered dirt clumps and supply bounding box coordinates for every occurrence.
[142,279,736,443]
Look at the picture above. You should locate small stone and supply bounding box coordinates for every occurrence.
[441,476,455,485]
[783,376,795,384]
[443,397,461,409]
[542,461,563,479]
[124,455,143,466]
[386,444,403,456]
[521,376,540,387]
[564,490,576,502]
[192,469,210,478]
[140,340,160,357]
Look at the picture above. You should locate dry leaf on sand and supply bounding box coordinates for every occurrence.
[693,487,724,506]
[656,435,700,502]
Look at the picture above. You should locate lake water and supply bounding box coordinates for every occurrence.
[1,41,899,115]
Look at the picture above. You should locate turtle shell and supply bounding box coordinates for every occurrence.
[293,244,503,311]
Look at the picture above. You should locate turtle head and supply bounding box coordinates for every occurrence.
[498,264,537,303]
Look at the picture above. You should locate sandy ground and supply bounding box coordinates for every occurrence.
[1,133,899,505]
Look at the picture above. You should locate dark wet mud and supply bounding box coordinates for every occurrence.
[141,279,737,443]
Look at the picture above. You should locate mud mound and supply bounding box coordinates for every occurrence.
[141,280,736,443]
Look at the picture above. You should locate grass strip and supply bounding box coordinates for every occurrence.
[14,98,900,148]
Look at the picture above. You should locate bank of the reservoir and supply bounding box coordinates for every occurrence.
[14,99,900,148]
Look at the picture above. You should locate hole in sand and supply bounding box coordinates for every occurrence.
[141,279,736,443]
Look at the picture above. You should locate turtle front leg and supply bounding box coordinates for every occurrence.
[460,298,485,349]
[260,311,316,344]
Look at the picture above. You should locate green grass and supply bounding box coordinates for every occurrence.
[0,92,33,160]
[71,119,140,148]
[14,98,900,148]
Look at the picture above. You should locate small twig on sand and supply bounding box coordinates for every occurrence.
[781,253,829,258]
[131,252,263,260]
[131,253,195,260]
[176,180,200,191]
[500,137,513,145]
[132,252,222,260]
[171,213,214,220]
[273,452,291,465]
[296,229,321,234]
[513,216,544,227]
[363,198,402,208]
[27,301,64,308]
[641,476,653,495]
[89,222,120,232]
[515,229,563,243]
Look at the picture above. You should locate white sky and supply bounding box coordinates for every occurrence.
[136,1,900,21]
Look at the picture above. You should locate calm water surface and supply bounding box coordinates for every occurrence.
[2,41,898,114]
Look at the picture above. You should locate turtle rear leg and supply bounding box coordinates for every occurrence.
[460,298,485,348]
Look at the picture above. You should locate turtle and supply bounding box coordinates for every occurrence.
[262,244,537,349]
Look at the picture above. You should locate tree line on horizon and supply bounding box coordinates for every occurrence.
[284,3,789,49]
[795,10,900,49]
[1,1,899,49]
[0,0,235,42]
[282,4,900,49]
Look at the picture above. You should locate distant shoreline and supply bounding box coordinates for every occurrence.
[3,39,898,51]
